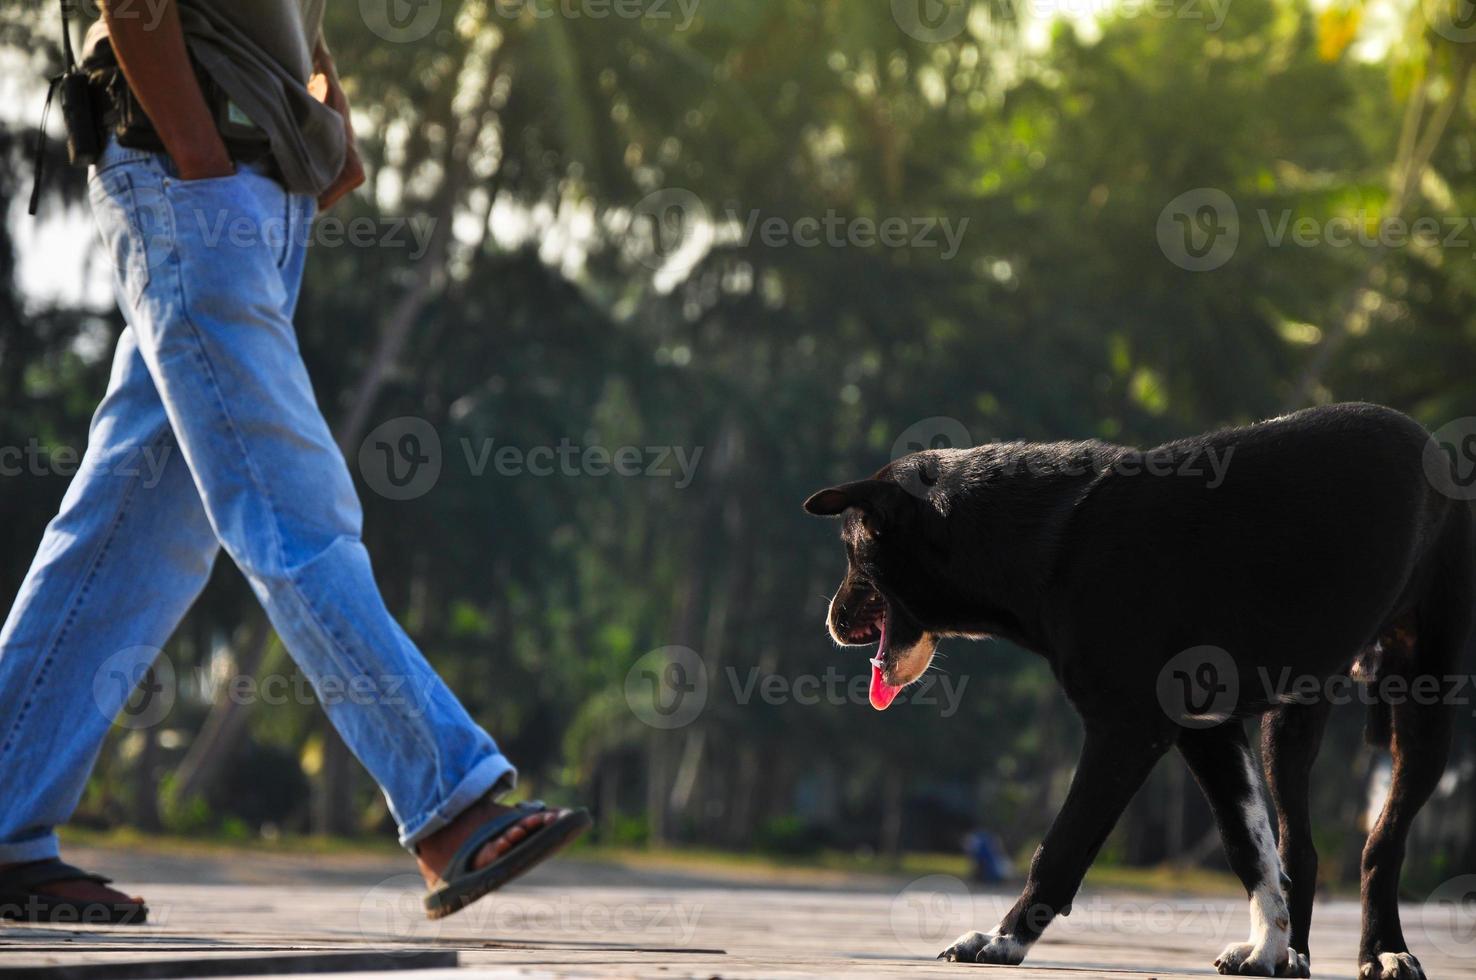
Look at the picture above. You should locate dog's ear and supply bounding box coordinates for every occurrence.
[803,479,910,519]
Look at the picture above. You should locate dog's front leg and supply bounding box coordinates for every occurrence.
[940,723,1172,965]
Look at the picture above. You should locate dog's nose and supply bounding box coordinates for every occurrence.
[828,610,849,637]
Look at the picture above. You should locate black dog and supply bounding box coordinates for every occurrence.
[805,403,1472,978]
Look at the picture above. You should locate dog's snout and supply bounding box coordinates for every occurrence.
[825,590,851,641]
[827,578,886,646]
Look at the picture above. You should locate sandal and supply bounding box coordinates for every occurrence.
[423,801,591,920]
[0,858,148,925]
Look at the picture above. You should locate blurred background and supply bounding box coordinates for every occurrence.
[2,0,1474,899]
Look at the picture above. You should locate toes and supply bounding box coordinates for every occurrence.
[938,931,986,964]
[1391,953,1423,980]
[937,932,1027,966]
[1277,950,1311,979]
[474,830,518,868]
[1360,952,1425,980]
[1214,943,1280,977]
[1215,943,1252,975]
[1383,953,1425,980]
[1216,944,1310,974]
[471,812,563,869]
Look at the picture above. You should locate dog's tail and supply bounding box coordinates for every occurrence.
[1357,645,1392,747]
[1363,499,1476,749]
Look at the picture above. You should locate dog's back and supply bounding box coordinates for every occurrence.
[1048,403,1458,699]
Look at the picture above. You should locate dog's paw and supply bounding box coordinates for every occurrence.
[1214,941,1286,976]
[1279,949,1311,978]
[1359,952,1425,980]
[937,930,1029,965]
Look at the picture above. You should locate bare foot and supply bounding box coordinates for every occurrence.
[0,860,144,907]
[414,797,569,888]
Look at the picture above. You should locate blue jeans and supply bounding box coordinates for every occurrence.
[0,140,515,863]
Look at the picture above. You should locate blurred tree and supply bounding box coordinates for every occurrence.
[0,0,1471,892]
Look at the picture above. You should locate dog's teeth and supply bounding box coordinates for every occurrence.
[869,657,884,669]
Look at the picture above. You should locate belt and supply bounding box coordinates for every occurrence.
[86,42,279,177]
[96,88,277,169]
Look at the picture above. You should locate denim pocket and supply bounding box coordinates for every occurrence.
[166,169,296,272]
[160,170,297,327]
[88,167,172,311]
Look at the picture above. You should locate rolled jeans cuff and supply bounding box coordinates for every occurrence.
[0,832,61,864]
[397,754,518,851]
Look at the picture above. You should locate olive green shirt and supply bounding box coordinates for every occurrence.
[85,0,345,196]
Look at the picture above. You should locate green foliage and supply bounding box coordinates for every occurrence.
[3,0,1474,887]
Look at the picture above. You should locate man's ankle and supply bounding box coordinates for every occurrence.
[416,794,502,854]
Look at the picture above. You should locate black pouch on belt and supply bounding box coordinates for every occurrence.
[29,0,102,215]
[59,70,102,166]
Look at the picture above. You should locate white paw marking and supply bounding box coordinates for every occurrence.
[1235,750,1292,973]
[1215,941,1275,975]
[1359,951,1425,980]
[1214,942,1307,976]
[939,929,1029,965]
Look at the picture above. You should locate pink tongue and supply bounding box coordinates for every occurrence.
[870,660,902,710]
[869,616,901,710]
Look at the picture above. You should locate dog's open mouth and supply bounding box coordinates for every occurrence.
[840,587,904,711]
[845,589,886,644]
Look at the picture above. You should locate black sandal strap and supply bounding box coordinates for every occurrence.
[438,800,549,883]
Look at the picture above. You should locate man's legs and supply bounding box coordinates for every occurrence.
[100,149,518,849]
[1,143,542,904]
[0,326,218,865]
